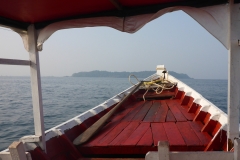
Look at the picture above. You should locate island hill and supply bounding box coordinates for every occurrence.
[72,71,192,79]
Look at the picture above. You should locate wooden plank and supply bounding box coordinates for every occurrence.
[110,103,135,122]
[145,151,233,160]
[205,130,227,151]
[167,101,187,121]
[122,123,150,146]
[131,101,152,121]
[109,122,140,146]
[96,121,130,146]
[74,82,143,145]
[9,141,28,160]
[228,1,240,143]
[168,100,195,120]
[167,101,195,121]
[158,141,170,160]
[188,121,204,131]
[166,110,176,122]
[202,120,220,136]
[121,101,145,122]
[176,122,201,146]
[143,101,160,122]
[234,139,240,160]
[136,92,175,100]
[137,128,153,146]
[0,152,11,160]
[181,96,194,107]
[177,105,195,120]
[154,100,168,122]
[151,123,168,146]
[166,99,181,106]
[83,121,120,147]
[188,121,211,146]
[0,58,30,66]
[163,122,185,146]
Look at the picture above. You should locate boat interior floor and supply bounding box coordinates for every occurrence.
[29,88,227,159]
[74,89,227,158]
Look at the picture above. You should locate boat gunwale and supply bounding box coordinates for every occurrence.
[168,75,228,130]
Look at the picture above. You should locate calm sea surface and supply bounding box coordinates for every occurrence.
[0,77,227,151]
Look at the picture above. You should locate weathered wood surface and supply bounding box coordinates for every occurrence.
[145,140,233,160]
[28,24,46,151]
[77,89,224,156]
[74,82,143,145]
[122,123,150,146]
[0,152,12,160]
[158,141,169,160]
[0,152,32,160]
[135,91,175,100]
[0,58,30,66]
[176,122,201,146]
[151,123,168,146]
[228,0,240,149]
[8,141,31,160]
[166,110,176,122]
[188,121,211,146]
[234,138,240,160]
[153,101,168,122]
[131,101,152,121]
[96,122,130,146]
[52,82,227,157]
[137,129,153,146]
[146,151,233,160]
[143,102,160,122]
[109,122,139,146]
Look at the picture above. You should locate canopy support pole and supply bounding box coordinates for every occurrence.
[28,24,46,152]
[227,0,240,150]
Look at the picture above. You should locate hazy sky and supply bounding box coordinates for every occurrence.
[0,11,227,79]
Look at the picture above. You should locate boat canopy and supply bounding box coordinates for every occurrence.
[0,0,230,50]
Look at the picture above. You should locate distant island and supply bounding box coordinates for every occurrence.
[72,71,192,79]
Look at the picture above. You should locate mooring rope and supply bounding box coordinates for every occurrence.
[129,74,176,101]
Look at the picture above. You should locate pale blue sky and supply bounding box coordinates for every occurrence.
[0,11,227,79]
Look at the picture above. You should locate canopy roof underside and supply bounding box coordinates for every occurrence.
[0,0,229,30]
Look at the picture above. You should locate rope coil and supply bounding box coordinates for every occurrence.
[129,74,176,101]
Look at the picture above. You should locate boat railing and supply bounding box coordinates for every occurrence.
[146,141,235,160]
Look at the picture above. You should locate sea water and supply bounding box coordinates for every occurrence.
[0,77,227,151]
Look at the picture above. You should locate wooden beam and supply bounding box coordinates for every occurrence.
[0,152,12,160]
[8,141,28,160]
[145,141,233,160]
[28,24,46,152]
[234,139,240,160]
[227,0,240,150]
[20,135,41,143]
[73,82,143,145]
[0,58,30,66]
[158,141,169,160]
[109,0,123,10]
[146,151,233,160]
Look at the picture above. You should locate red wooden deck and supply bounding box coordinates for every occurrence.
[76,90,224,158]
[29,88,227,160]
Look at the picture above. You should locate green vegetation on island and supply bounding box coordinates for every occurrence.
[72,71,192,79]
